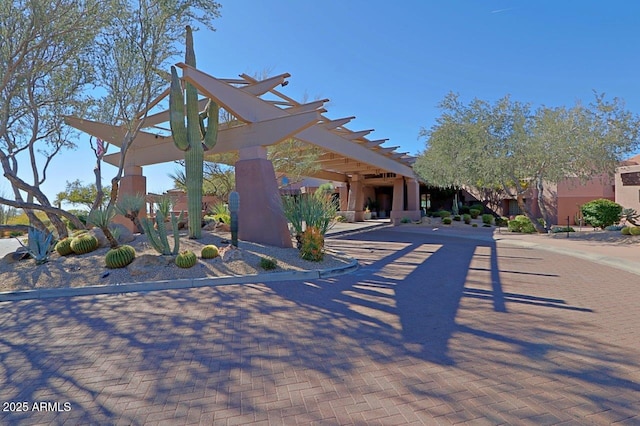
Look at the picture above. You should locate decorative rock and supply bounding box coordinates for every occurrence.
[219,245,243,262]
[128,254,174,276]
[2,250,30,264]
[89,224,135,248]
[202,221,217,231]
[214,222,231,233]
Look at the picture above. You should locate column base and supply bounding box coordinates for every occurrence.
[344,211,366,222]
[390,210,422,225]
[235,157,293,248]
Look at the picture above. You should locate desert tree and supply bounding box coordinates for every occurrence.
[0,0,109,237]
[88,0,221,213]
[414,92,640,232]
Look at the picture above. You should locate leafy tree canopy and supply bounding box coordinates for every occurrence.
[55,180,111,210]
[414,92,640,231]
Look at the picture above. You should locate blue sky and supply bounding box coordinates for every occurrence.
[7,0,640,204]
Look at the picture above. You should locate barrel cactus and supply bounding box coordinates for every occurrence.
[170,25,219,239]
[175,250,197,268]
[105,245,136,269]
[55,238,74,256]
[201,245,219,259]
[70,234,98,254]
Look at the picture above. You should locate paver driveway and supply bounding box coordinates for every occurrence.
[1,228,639,425]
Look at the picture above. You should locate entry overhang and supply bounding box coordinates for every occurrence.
[66,64,418,181]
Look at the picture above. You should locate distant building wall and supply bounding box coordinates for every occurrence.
[556,175,614,225]
[555,175,614,225]
[615,163,640,212]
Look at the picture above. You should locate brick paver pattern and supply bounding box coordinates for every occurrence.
[0,228,638,425]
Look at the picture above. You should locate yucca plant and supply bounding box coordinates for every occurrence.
[115,193,146,233]
[208,202,230,224]
[87,206,119,248]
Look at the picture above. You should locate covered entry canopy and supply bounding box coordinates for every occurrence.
[65,65,418,183]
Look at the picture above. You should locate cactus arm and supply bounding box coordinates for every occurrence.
[170,211,182,255]
[170,66,189,151]
[155,211,171,254]
[203,100,219,151]
[141,217,166,255]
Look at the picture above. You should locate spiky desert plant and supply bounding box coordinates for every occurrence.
[175,250,197,268]
[115,193,146,233]
[55,238,74,256]
[170,25,219,239]
[17,227,55,265]
[105,245,136,269]
[201,245,219,259]
[140,210,183,255]
[87,206,118,248]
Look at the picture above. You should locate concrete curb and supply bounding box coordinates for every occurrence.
[0,258,360,302]
[494,238,640,277]
[393,227,640,277]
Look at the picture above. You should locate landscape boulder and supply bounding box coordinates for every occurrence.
[89,224,135,248]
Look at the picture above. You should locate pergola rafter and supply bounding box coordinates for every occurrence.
[65,65,418,185]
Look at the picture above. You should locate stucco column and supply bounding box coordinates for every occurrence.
[405,178,418,211]
[113,165,147,232]
[346,174,364,222]
[235,146,292,248]
[338,185,349,212]
[390,177,405,225]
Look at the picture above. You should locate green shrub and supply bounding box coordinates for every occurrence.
[580,199,622,229]
[469,203,484,213]
[469,209,481,219]
[438,210,451,218]
[208,202,230,224]
[508,215,536,233]
[460,206,470,214]
[453,215,461,221]
[9,230,24,237]
[259,257,278,270]
[551,226,575,233]
[472,223,478,227]
[442,217,452,225]
[621,227,632,235]
[630,227,640,236]
[282,194,338,237]
[463,214,471,224]
[401,217,411,223]
[495,217,509,227]
[482,214,493,225]
[334,215,347,223]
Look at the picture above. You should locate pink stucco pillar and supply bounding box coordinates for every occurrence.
[406,178,419,211]
[390,177,405,225]
[235,146,292,248]
[113,165,147,232]
[346,175,364,222]
[339,185,349,211]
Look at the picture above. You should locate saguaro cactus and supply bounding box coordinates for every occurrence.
[170,25,219,239]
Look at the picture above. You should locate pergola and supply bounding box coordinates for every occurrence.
[66,65,422,247]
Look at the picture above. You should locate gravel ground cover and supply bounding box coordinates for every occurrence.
[0,230,352,292]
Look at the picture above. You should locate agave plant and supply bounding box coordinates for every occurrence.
[17,227,55,265]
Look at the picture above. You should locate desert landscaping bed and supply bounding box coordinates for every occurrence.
[0,230,353,293]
